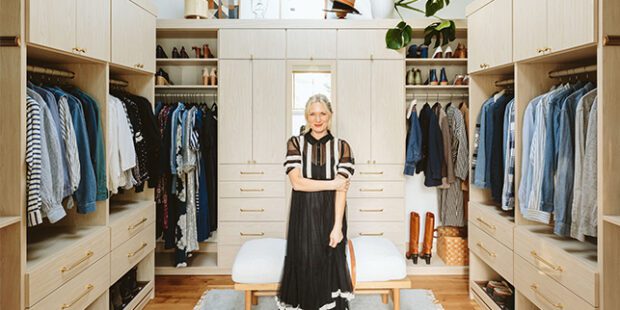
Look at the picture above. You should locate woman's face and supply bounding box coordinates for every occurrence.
[307,102,331,135]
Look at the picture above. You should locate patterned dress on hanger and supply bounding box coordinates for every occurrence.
[276,131,355,310]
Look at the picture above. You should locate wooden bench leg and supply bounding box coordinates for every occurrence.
[245,290,252,310]
[381,293,388,304]
[393,289,400,310]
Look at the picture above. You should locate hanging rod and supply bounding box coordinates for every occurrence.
[27,65,75,79]
[495,78,514,87]
[548,64,597,79]
[155,93,217,96]
[109,79,129,87]
[604,35,620,46]
[407,93,468,98]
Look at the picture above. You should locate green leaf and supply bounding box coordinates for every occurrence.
[425,0,449,17]
[386,22,413,50]
[436,20,451,31]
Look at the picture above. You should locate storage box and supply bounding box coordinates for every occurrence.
[437,226,469,266]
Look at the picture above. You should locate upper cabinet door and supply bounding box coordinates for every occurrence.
[467,6,486,73]
[139,8,156,73]
[514,0,548,61]
[489,0,512,67]
[76,0,110,61]
[219,60,253,164]
[286,30,337,59]
[220,29,286,59]
[371,60,405,164]
[28,0,76,53]
[547,0,596,53]
[337,30,404,59]
[252,60,286,164]
[111,0,138,68]
[337,60,372,165]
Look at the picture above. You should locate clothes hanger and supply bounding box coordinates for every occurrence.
[406,99,416,119]
[494,88,506,101]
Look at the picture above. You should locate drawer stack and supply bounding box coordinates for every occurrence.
[347,165,405,250]
[218,164,287,268]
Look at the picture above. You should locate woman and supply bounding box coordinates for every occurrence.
[276,94,356,310]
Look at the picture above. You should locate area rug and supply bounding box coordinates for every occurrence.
[194,289,444,310]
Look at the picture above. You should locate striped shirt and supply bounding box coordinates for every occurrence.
[501,100,515,211]
[284,132,355,180]
[26,96,43,226]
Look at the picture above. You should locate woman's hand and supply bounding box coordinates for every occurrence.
[329,226,344,248]
[333,175,350,192]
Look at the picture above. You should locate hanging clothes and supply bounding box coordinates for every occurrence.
[417,103,444,187]
[500,99,515,211]
[404,102,422,176]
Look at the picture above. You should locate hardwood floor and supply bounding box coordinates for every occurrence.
[145,275,481,309]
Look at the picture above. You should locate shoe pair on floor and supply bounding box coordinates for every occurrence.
[406,212,435,265]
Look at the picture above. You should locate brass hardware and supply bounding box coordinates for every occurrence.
[240,208,265,212]
[372,160,376,164]
[530,251,563,272]
[127,242,148,257]
[367,160,371,164]
[61,284,94,309]
[530,284,564,309]
[60,250,94,273]
[240,171,264,175]
[476,217,496,231]
[359,209,384,212]
[479,64,484,69]
[240,188,264,192]
[0,36,20,47]
[370,54,374,60]
[240,232,265,236]
[604,35,620,46]
[360,188,384,192]
[537,48,543,54]
[476,242,497,258]
[359,232,384,236]
[544,47,551,53]
[128,217,147,231]
[359,171,384,175]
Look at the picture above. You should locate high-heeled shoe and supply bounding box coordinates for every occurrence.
[439,67,448,85]
[429,69,438,86]
[406,69,415,85]
[419,45,429,58]
[432,46,443,59]
[203,44,214,58]
[156,45,168,58]
[414,69,422,86]
[192,46,203,58]
[180,46,190,58]
[155,68,173,85]
[453,74,465,85]
[444,46,453,58]
[172,47,180,58]
[202,67,210,85]
[209,67,217,85]
[407,44,418,58]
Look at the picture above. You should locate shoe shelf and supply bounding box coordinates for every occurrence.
[471,280,508,310]
[155,85,218,89]
[405,85,469,90]
[156,58,218,65]
[603,215,620,228]
[0,216,20,229]
[406,58,468,65]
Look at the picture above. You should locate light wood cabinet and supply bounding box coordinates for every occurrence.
[111,0,155,72]
[286,30,337,59]
[219,29,286,59]
[219,60,253,163]
[28,0,109,61]
[467,0,512,72]
[337,30,404,59]
[513,0,547,61]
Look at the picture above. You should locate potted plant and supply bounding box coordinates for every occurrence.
[386,0,456,50]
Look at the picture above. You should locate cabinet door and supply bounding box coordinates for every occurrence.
[111,0,138,69]
[467,6,485,73]
[337,30,404,59]
[76,0,110,61]
[286,30,337,59]
[219,29,286,59]
[337,60,372,165]
[139,8,156,73]
[547,0,595,53]
[489,0,512,67]
[514,0,547,61]
[28,0,76,53]
[371,60,405,164]
[252,60,286,164]
[219,60,253,164]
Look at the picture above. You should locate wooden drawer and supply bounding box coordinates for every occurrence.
[347,221,405,245]
[515,255,596,310]
[109,201,155,250]
[348,181,404,198]
[219,29,286,59]
[514,226,598,306]
[346,198,404,221]
[468,224,513,283]
[26,227,110,307]
[337,30,404,59]
[218,222,287,245]
[111,223,155,283]
[219,164,285,181]
[352,165,404,181]
[220,181,285,198]
[30,254,110,310]
[218,244,241,268]
[469,202,515,249]
[219,198,286,221]
[286,29,337,59]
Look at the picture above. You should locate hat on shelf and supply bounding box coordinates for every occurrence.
[324,0,361,17]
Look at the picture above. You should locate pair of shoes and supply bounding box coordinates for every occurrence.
[405,212,435,264]
[406,69,423,85]
[485,280,514,307]
[453,42,467,58]
[172,46,190,58]
[407,45,430,58]
[156,45,168,58]
[155,68,173,85]
[432,46,455,59]
[192,44,215,58]
[428,68,449,86]
[453,74,465,85]
[202,67,218,86]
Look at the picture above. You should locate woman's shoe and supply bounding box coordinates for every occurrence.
[419,45,429,58]
[155,68,173,85]
[209,67,218,85]
[429,69,439,86]
[180,46,190,58]
[156,45,168,58]
[453,74,465,85]
[463,75,470,85]
[192,46,203,58]
[405,212,420,264]
[444,46,453,58]
[203,44,214,58]
[172,47,180,58]
[202,67,210,85]
[432,46,443,58]
[406,69,415,85]
[439,67,449,85]
[414,69,423,85]
[453,43,464,58]
[407,44,418,58]
[421,212,435,265]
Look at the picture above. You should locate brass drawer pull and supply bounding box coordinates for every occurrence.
[530,284,564,309]
[359,208,384,212]
[240,232,265,236]
[359,188,384,192]
[61,284,94,309]
[240,171,264,175]
[128,242,148,258]
[359,232,384,236]
[476,242,497,258]
[530,251,563,272]
[240,188,265,192]
[476,217,496,231]
[128,217,147,231]
[240,208,265,212]
[359,171,383,175]
[60,250,94,273]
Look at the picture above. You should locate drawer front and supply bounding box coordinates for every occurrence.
[219,164,285,181]
[111,223,156,283]
[348,181,404,198]
[286,29,337,59]
[220,181,285,198]
[218,244,241,268]
[27,228,110,307]
[30,255,110,310]
[110,203,155,250]
[347,222,405,245]
[514,228,598,306]
[219,29,286,59]
[352,165,404,181]
[515,256,596,310]
[218,222,287,245]
[468,224,514,283]
[469,202,514,249]
[346,198,404,221]
[219,198,286,221]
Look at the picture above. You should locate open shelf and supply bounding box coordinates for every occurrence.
[120,280,154,310]
[155,85,217,89]
[155,251,221,275]
[406,85,469,90]
[0,216,20,229]
[406,58,468,65]
[603,215,620,228]
[405,251,469,275]
[471,280,509,310]
[157,58,218,65]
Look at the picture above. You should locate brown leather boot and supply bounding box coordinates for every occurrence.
[405,212,420,264]
[421,212,435,265]
[192,46,203,58]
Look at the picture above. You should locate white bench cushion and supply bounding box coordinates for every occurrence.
[232,237,406,284]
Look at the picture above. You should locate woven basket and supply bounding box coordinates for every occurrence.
[437,226,469,266]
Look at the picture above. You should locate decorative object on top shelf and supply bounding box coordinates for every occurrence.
[386,0,456,50]
[370,0,395,18]
[324,0,361,19]
[185,0,210,19]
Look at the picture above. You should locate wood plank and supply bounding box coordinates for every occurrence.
[0,216,20,229]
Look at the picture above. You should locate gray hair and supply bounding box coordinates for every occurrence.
[303,94,333,134]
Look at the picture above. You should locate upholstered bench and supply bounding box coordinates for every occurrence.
[232,237,410,310]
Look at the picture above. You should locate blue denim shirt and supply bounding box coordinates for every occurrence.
[490,94,513,203]
[473,97,494,188]
[518,95,543,215]
[404,108,422,176]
